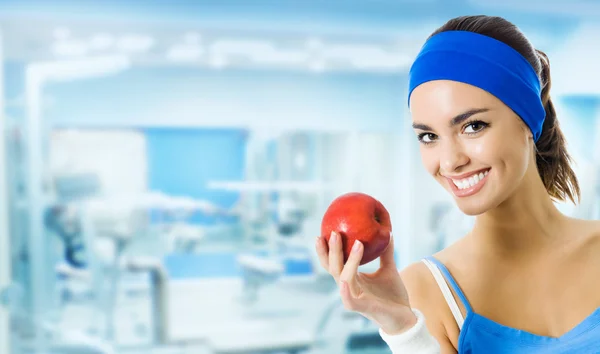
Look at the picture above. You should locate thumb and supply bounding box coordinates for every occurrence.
[340,281,369,313]
[379,232,396,269]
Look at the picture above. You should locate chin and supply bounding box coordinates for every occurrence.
[454,192,507,216]
[455,200,491,216]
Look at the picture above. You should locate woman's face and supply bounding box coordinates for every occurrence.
[410,80,535,216]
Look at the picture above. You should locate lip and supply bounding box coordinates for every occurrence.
[445,168,490,198]
[444,168,490,180]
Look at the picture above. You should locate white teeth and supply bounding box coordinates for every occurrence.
[452,169,489,190]
[468,176,476,186]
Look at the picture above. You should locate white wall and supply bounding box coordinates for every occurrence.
[552,22,600,96]
[46,70,406,134]
[49,129,148,196]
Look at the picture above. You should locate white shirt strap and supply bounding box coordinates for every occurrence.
[421,259,465,330]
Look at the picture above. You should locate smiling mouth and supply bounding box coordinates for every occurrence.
[450,169,490,190]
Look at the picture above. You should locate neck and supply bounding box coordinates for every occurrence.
[469,168,568,260]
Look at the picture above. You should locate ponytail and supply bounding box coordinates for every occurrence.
[534,50,580,204]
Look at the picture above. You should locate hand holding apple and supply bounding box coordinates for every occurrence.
[315,193,416,335]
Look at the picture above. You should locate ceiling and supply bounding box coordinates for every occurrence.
[0,0,591,72]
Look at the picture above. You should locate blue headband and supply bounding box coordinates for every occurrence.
[408,31,546,141]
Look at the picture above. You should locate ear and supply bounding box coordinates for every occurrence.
[527,131,534,140]
[520,120,534,140]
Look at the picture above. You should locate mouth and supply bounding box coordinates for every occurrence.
[450,169,490,190]
[445,168,490,197]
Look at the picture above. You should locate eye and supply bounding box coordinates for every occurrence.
[417,132,437,144]
[463,120,489,134]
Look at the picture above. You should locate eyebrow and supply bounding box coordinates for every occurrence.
[412,108,490,131]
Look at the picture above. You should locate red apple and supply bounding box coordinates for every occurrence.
[321,192,392,265]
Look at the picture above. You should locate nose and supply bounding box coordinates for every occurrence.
[440,139,469,173]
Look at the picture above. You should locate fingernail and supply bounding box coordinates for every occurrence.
[352,240,362,253]
[315,236,321,246]
[330,231,337,244]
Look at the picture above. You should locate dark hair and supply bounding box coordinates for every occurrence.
[430,15,580,204]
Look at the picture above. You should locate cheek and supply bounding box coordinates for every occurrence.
[509,139,532,176]
[468,132,528,173]
[468,139,493,163]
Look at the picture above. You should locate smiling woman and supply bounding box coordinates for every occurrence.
[315,14,600,354]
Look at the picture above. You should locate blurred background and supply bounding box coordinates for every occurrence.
[0,0,599,353]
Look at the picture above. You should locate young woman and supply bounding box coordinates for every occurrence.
[315,15,600,353]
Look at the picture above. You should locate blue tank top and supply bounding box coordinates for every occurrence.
[425,256,600,353]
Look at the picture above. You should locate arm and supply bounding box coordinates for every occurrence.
[316,233,457,353]
[379,263,458,354]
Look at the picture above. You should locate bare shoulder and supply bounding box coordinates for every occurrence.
[399,261,435,302]
[569,217,600,243]
[399,240,466,298]
[399,260,460,349]
[582,218,600,249]
[578,217,600,232]
[563,217,600,261]
[401,261,451,315]
[591,219,600,235]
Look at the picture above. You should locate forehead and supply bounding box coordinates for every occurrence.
[409,80,500,121]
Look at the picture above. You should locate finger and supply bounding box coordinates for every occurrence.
[340,281,368,313]
[339,240,363,296]
[328,231,344,280]
[379,231,396,269]
[315,236,329,271]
